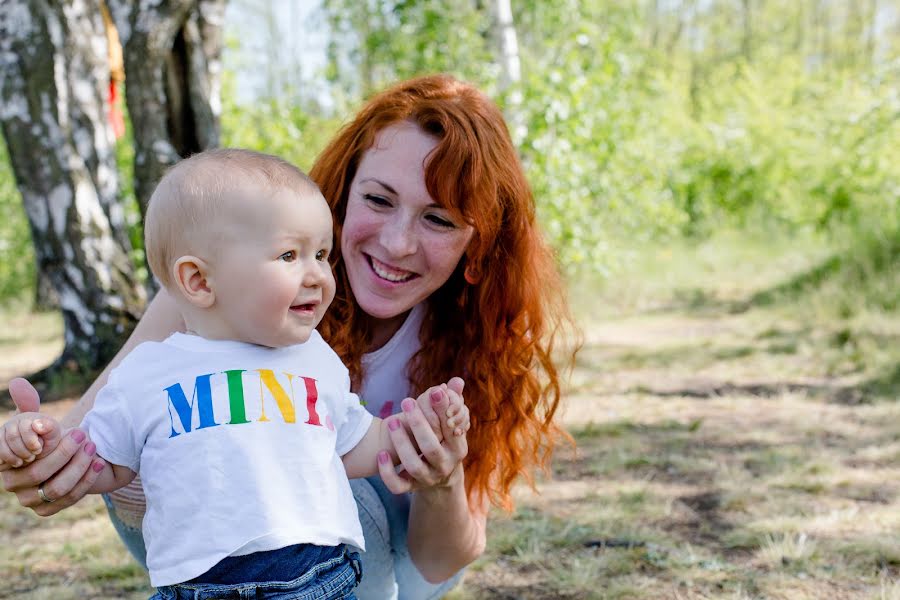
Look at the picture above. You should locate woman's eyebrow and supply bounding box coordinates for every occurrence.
[358,176,445,209]
[358,177,397,195]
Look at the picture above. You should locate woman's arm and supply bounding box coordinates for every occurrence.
[61,289,185,428]
[407,465,488,583]
[0,289,184,515]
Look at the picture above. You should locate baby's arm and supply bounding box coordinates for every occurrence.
[342,384,470,479]
[86,462,136,494]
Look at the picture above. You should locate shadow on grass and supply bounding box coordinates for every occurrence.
[633,372,898,405]
[638,227,899,317]
[855,363,900,402]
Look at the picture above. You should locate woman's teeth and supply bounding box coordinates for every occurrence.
[371,257,414,282]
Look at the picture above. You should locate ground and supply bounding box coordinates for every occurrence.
[1,233,897,599]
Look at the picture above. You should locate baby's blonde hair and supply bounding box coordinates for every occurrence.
[145,148,319,289]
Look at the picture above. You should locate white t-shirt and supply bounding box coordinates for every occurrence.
[359,303,425,420]
[82,331,373,586]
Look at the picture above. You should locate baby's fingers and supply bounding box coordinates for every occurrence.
[4,420,36,462]
[0,432,18,470]
[443,387,469,436]
[32,419,61,459]
[21,418,44,453]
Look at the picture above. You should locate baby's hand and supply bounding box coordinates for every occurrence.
[0,411,63,469]
[442,382,470,437]
[410,381,469,442]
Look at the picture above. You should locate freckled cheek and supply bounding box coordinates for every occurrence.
[342,211,384,251]
[425,233,470,274]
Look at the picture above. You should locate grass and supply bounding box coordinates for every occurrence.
[1,227,898,599]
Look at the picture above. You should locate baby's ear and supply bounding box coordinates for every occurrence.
[172,256,215,308]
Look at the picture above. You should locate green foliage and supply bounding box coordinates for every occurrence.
[1,0,898,304]
[219,50,343,172]
[0,142,35,304]
[323,0,496,102]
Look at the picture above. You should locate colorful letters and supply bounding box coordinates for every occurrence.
[166,369,322,438]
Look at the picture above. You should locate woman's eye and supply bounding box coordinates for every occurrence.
[364,193,391,207]
[315,249,329,261]
[426,214,455,228]
[279,250,296,262]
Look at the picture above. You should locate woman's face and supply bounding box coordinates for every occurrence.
[341,122,474,321]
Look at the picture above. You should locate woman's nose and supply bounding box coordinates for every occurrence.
[380,216,417,257]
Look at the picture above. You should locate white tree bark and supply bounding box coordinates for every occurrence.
[492,0,521,90]
[0,0,145,377]
[491,0,525,141]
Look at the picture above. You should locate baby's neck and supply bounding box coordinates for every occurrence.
[181,309,246,344]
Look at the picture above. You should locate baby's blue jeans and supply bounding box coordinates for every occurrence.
[150,545,361,599]
[104,476,464,600]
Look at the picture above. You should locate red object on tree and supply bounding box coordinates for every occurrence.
[108,79,125,139]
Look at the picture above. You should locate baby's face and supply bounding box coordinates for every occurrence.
[207,188,336,348]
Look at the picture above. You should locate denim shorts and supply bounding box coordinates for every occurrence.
[150,547,361,600]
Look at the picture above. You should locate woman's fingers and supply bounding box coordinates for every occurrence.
[389,412,431,483]
[15,435,95,509]
[376,450,414,495]
[29,456,105,517]
[402,395,447,468]
[1,428,87,493]
[415,387,441,434]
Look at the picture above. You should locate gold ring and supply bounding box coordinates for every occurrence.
[38,484,55,503]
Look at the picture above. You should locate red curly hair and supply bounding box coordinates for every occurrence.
[311,74,576,511]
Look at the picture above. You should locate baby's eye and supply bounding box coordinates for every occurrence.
[315,249,329,262]
[279,250,296,262]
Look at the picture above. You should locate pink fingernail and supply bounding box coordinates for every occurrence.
[92,460,105,473]
[388,418,400,431]
[430,389,443,405]
[377,451,390,464]
[84,442,96,456]
[70,429,86,443]
[401,398,415,413]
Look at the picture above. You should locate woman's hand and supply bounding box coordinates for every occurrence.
[378,377,469,494]
[0,378,105,516]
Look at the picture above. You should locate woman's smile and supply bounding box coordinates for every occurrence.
[367,255,418,283]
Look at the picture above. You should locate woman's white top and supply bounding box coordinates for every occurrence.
[358,303,425,419]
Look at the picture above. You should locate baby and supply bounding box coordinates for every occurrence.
[1,149,468,599]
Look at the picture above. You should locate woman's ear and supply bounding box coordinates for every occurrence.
[172,256,215,308]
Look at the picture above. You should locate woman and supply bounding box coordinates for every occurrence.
[0,74,576,599]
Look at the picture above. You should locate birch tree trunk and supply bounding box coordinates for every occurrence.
[491,0,524,140]
[0,0,145,379]
[106,0,224,226]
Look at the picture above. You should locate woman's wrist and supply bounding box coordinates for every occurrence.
[415,461,465,495]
